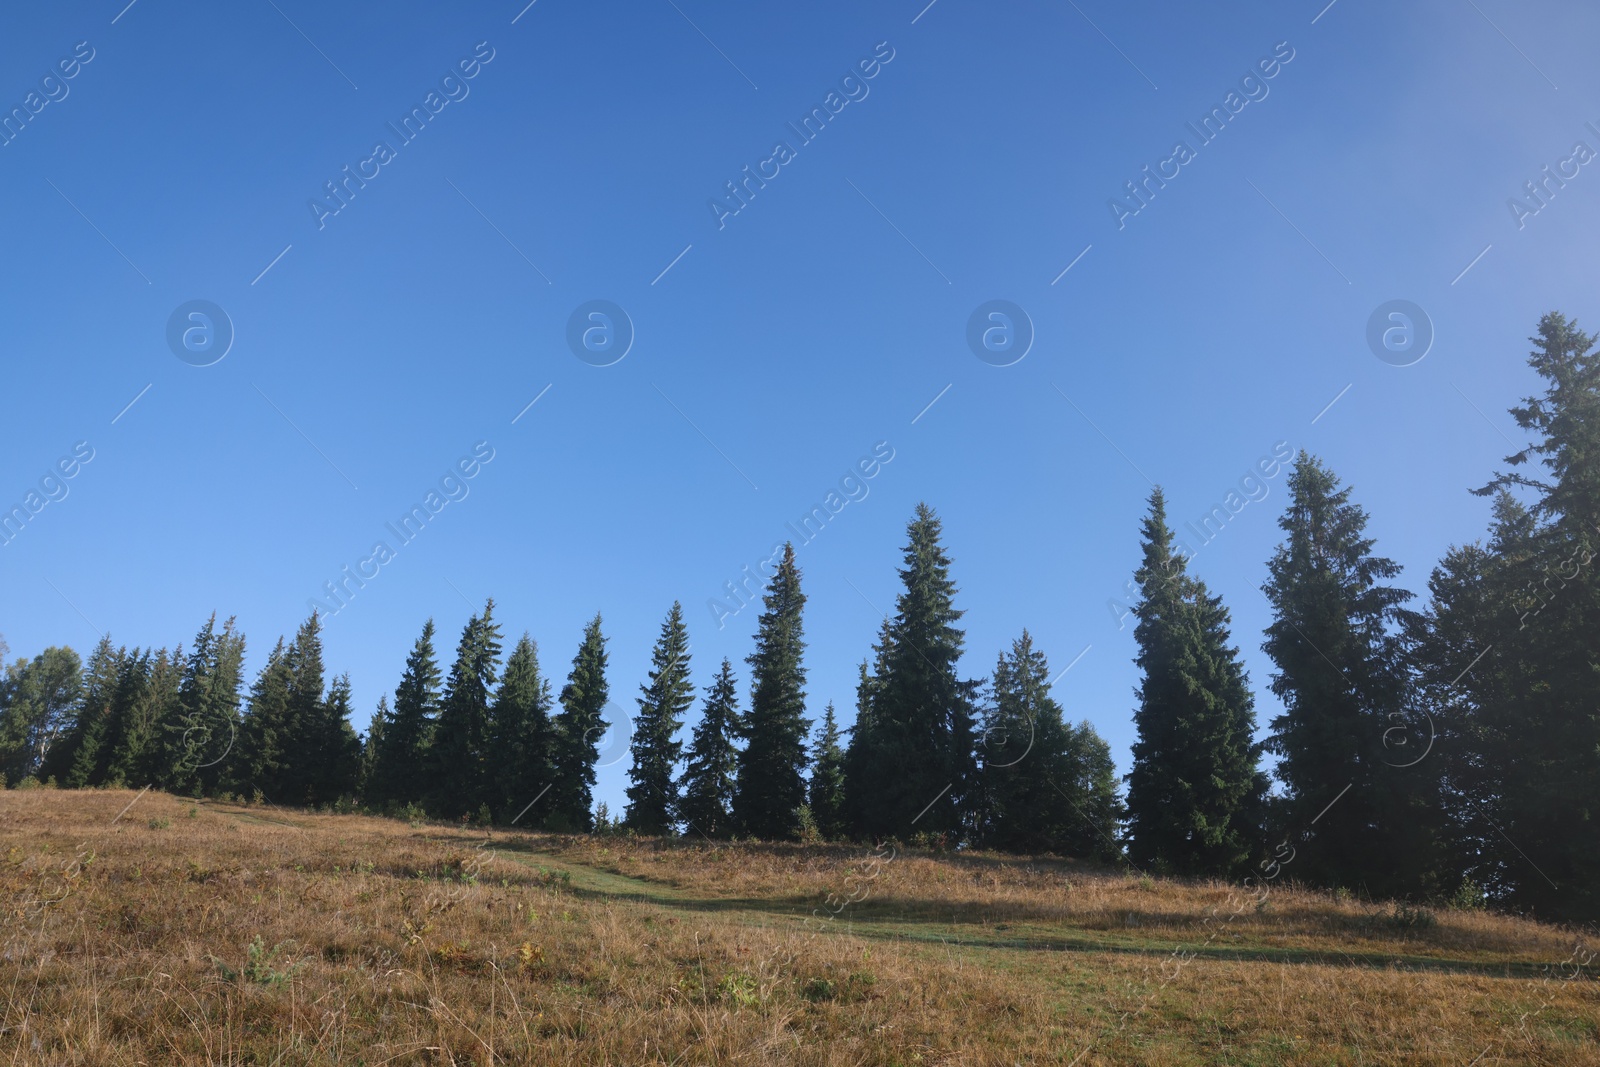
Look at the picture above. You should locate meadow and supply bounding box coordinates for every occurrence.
[2,788,1595,1065]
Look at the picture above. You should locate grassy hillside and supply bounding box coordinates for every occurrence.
[2,789,1595,1065]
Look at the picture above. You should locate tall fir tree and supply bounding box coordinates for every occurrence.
[1445,311,1600,919]
[231,638,294,799]
[679,658,743,839]
[302,672,362,804]
[161,615,246,796]
[429,600,504,818]
[270,613,331,804]
[977,631,1124,859]
[842,505,979,841]
[807,702,847,840]
[1262,454,1445,898]
[549,614,610,832]
[1125,490,1265,876]
[360,696,389,801]
[733,543,812,840]
[488,632,555,824]
[367,619,442,809]
[121,648,183,788]
[624,603,694,834]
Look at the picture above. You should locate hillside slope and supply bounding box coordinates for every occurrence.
[2,789,1595,1065]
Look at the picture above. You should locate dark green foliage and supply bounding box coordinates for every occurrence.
[807,702,847,840]
[118,649,182,788]
[976,632,1124,859]
[365,620,441,810]
[276,613,330,804]
[1262,455,1445,899]
[841,505,979,842]
[549,614,610,832]
[680,658,743,839]
[624,603,693,834]
[360,696,388,800]
[488,632,555,825]
[733,544,812,840]
[305,673,362,804]
[0,645,84,786]
[1125,490,1265,877]
[232,638,294,798]
[429,601,504,818]
[39,636,120,788]
[160,615,246,797]
[1434,311,1600,921]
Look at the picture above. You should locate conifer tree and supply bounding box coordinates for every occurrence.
[367,619,442,809]
[488,632,555,824]
[624,603,694,834]
[301,672,362,804]
[119,648,182,788]
[977,631,1123,858]
[843,506,979,841]
[232,638,294,799]
[1443,311,1600,919]
[549,614,610,832]
[1262,455,1443,898]
[360,696,389,802]
[1125,490,1265,876]
[276,613,329,804]
[161,616,246,796]
[808,702,847,840]
[679,658,742,839]
[733,543,812,840]
[430,600,504,817]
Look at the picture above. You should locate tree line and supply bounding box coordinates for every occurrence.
[3,312,1597,920]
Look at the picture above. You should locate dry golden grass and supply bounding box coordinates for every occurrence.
[1,788,1595,1065]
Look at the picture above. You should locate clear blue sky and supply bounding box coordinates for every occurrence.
[4,0,1597,813]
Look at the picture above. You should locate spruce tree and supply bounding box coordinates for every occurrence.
[368,619,442,809]
[733,543,812,840]
[300,673,361,804]
[488,632,555,824]
[549,614,610,832]
[232,638,294,799]
[360,696,389,802]
[1262,454,1443,898]
[978,631,1124,858]
[118,648,182,789]
[843,505,979,841]
[276,613,329,804]
[679,658,743,839]
[808,702,847,840]
[430,600,504,818]
[624,603,694,834]
[1125,490,1265,876]
[161,616,246,796]
[1447,311,1600,919]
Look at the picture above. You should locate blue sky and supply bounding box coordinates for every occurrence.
[3,0,1598,812]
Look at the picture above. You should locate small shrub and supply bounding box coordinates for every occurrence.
[214,935,299,987]
[147,817,171,830]
[15,777,41,791]
[1388,903,1438,930]
[716,971,760,1008]
[1448,880,1487,911]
